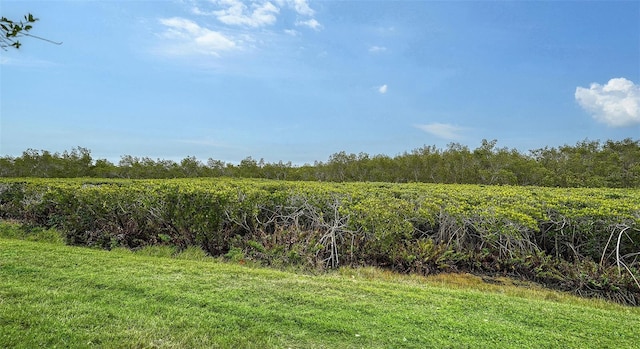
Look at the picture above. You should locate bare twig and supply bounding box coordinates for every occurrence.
[22,32,62,45]
[619,259,640,290]
[616,225,630,275]
[600,226,616,266]
[299,196,352,268]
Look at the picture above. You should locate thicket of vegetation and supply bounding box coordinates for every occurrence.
[1,178,638,304]
[1,138,639,187]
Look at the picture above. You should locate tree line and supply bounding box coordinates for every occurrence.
[0,138,639,187]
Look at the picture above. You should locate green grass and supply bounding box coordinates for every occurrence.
[1,237,639,348]
[0,220,65,244]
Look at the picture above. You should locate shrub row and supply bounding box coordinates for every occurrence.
[1,178,638,304]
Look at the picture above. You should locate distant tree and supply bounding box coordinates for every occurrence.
[369,154,396,182]
[262,160,293,180]
[91,159,118,178]
[442,143,474,184]
[206,158,228,177]
[602,138,640,187]
[0,157,13,176]
[327,151,359,182]
[236,156,261,178]
[1,140,638,187]
[61,147,93,177]
[180,156,204,177]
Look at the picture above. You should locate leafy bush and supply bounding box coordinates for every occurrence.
[1,178,638,304]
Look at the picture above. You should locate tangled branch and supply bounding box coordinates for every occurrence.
[1,13,61,50]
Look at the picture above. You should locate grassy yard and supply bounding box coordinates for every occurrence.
[1,237,639,348]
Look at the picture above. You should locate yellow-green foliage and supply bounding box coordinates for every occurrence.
[1,178,638,303]
[1,178,638,249]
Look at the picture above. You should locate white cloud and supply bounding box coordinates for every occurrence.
[192,0,320,30]
[0,55,58,68]
[378,84,388,94]
[213,0,280,27]
[157,1,321,61]
[575,77,640,127]
[369,46,387,53]
[415,123,464,140]
[295,18,322,31]
[276,0,315,16]
[158,17,237,56]
[292,0,315,16]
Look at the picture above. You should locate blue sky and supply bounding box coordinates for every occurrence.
[1,0,639,164]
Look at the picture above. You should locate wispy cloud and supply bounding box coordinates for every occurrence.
[369,45,387,53]
[281,0,315,16]
[211,0,280,27]
[158,17,237,56]
[415,123,465,140]
[378,84,388,94]
[190,0,321,30]
[575,77,640,127]
[295,18,322,31]
[0,55,59,68]
[158,1,321,59]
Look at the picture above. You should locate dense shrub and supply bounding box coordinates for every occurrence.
[0,178,638,304]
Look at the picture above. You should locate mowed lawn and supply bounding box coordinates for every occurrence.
[1,238,638,348]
